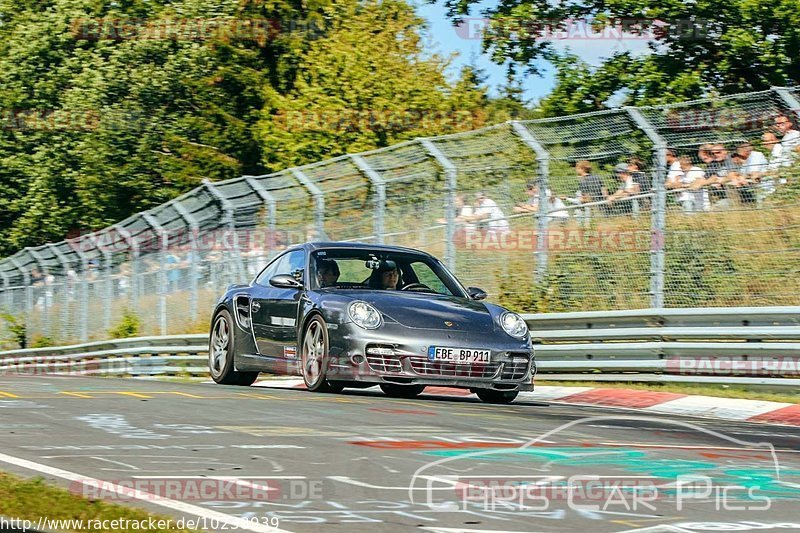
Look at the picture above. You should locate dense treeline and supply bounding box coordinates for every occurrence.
[0,0,531,256]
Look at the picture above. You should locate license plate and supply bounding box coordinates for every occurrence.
[428,346,491,364]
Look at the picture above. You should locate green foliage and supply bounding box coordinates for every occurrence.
[0,0,523,256]
[256,0,493,169]
[439,0,800,114]
[0,312,26,348]
[109,308,141,339]
[29,335,55,348]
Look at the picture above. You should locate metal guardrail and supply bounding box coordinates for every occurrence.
[0,307,798,386]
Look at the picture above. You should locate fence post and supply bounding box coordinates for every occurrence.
[47,244,72,341]
[8,257,31,346]
[26,248,51,339]
[772,86,800,120]
[420,139,457,272]
[88,234,113,333]
[289,168,325,240]
[511,121,552,284]
[113,224,139,312]
[203,180,244,284]
[0,271,8,312]
[625,107,667,309]
[142,212,169,335]
[244,176,277,234]
[351,155,386,244]
[172,200,200,322]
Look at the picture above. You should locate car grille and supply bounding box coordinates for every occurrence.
[501,357,530,380]
[366,354,402,373]
[409,359,500,379]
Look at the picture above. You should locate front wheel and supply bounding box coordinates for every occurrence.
[301,315,337,392]
[380,384,426,398]
[476,389,518,404]
[209,310,259,386]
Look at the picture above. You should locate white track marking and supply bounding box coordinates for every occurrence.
[643,395,793,420]
[0,452,291,533]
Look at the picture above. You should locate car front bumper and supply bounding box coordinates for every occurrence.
[326,321,536,391]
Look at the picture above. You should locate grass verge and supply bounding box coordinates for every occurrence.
[536,379,800,404]
[0,472,198,532]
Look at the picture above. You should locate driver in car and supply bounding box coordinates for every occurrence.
[368,260,401,290]
[316,259,340,288]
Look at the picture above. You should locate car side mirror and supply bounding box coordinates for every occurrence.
[270,274,303,289]
[467,286,487,300]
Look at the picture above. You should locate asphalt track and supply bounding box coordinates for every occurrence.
[1,375,800,533]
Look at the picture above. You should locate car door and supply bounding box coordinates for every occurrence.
[250,250,306,359]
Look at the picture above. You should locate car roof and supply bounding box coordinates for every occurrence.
[286,241,436,257]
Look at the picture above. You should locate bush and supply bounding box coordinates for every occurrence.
[109,309,142,339]
[0,312,26,349]
[29,335,55,348]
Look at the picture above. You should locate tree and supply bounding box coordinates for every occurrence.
[438,0,800,112]
[256,0,492,169]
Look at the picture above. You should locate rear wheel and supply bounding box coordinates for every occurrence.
[476,389,518,404]
[380,384,426,398]
[209,310,259,386]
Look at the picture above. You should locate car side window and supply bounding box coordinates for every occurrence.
[255,250,305,286]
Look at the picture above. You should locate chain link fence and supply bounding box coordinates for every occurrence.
[2,86,800,347]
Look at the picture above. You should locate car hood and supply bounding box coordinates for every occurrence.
[329,290,497,332]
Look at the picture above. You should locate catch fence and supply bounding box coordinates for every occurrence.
[2,86,800,346]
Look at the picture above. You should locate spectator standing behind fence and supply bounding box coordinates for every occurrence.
[437,194,477,232]
[465,191,510,236]
[570,160,608,223]
[513,180,569,225]
[734,142,768,201]
[701,144,735,208]
[775,114,800,151]
[666,149,682,182]
[606,163,641,215]
[668,155,709,212]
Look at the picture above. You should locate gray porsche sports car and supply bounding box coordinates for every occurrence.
[208,242,535,403]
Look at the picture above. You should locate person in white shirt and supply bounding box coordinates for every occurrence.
[470,191,510,234]
[437,194,476,232]
[678,156,711,212]
[666,148,682,182]
[735,141,769,198]
[513,181,570,224]
[775,114,800,151]
[763,131,787,170]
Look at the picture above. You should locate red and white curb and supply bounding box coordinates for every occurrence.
[252,379,800,427]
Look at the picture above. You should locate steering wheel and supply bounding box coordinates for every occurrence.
[401,283,431,291]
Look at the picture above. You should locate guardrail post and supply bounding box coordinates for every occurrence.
[625,107,667,309]
[289,168,325,240]
[203,180,245,284]
[772,86,800,121]
[142,213,169,335]
[47,244,72,341]
[172,200,200,322]
[8,257,31,346]
[511,121,552,284]
[113,224,139,311]
[420,139,457,272]
[351,155,386,244]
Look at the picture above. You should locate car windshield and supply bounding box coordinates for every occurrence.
[310,249,465,297]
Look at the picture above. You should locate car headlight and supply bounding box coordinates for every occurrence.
[348,301,383,329]
[500,312,528,339]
